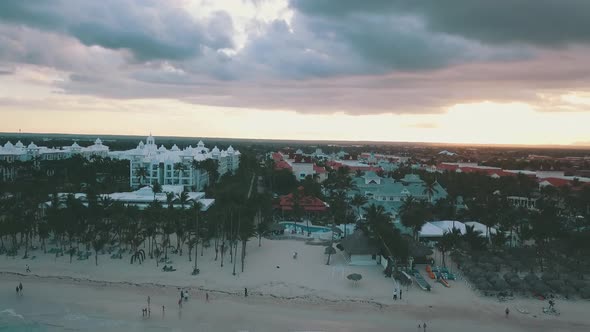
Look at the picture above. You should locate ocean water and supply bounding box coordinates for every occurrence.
[0,308,46,331]
[0,307,144,332]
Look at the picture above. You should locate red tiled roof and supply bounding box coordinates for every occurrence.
[273,191,328,212]
[274,160,292,170]
[313,165,326,173]
[437,163,460,172]
[271,152,283,162]
[539,177,572,187]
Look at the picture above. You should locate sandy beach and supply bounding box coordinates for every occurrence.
[1,239,589,331]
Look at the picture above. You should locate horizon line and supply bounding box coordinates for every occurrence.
[1,130,590,150]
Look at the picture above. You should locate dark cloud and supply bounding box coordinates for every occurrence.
[291,0,590,46]
[0,0,234,61]
[1,0,589,117]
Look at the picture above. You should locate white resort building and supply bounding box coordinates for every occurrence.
[0,138,110,181]
[0,138,109,163]
[43,185,215,213]
[108,135,240,191]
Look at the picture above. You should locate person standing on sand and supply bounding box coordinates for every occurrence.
[206,293,209,302]
[162,305,165,317]
[16,286,19,295]
[505,307,510,318]
[19,282,23,294]
[400,288,403,300]
[244,288,248,297]
[26,264,30,273]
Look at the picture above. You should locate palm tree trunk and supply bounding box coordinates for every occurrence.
[241,240,246,273]
[214,236,219,261]
[233,215,240,276]
[24,234,29,258]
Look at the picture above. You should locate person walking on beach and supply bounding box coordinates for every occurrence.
[18,282,23,294]
[26,264,30,273]
[244,288,248,297]
[16,286,19,295]
[162,305,165,317]
[206,293,209,302]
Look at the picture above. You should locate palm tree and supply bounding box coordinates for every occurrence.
[166,192,175,210]
[92,233,108,266]
[131,248,146,264]
[136,166,148,187]
[436,229,460,267]
[462,225,486,251]
[151,181,162,201]
[191,200,204,274]
[423,179,439,203]
[400,196,430,241]
[351,194,368,221]
[175,191,190,209]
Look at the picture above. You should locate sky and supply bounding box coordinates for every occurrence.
[1,0,590,146]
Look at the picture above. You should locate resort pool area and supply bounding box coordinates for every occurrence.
[280,222,331,233]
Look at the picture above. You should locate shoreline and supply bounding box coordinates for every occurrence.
[0,271,389,309]
[2,238,590,331]
[2,272,588,332]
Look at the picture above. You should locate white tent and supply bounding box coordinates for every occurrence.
[429,220,467,235]
[419,222,445,238]
[464,221,497,236]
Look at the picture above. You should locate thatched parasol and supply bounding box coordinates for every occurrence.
[325,246,336,255]
[347,273,362,282]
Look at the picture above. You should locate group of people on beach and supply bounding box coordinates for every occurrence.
[143,289,214,318]
[15,282,23,295]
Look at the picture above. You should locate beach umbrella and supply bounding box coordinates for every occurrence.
[325,246,336,255]
[347,273,362,282]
